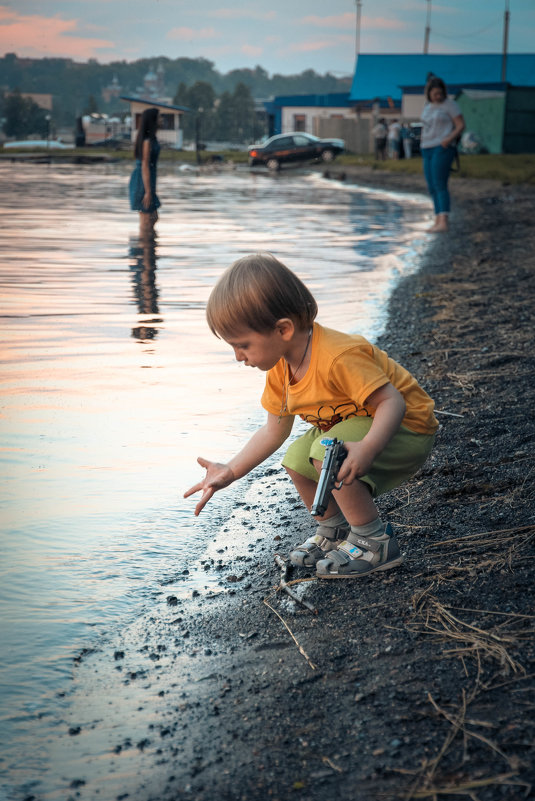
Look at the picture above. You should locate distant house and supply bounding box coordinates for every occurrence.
[120,97,190,149]
[264,93,355,137]
[81,112,130,143]
[263,92,400,155]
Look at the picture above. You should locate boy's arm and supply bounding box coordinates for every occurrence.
[184,413,294,516]
[337,382,406,485]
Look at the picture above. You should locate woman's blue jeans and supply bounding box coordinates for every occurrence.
[422,145,456,215]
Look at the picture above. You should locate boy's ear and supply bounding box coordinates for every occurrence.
[275,318,294,340]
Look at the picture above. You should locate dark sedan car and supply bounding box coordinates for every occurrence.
[248,132,344,170]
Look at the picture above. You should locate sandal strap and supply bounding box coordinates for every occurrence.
[302,533,325,548]
[316,523,348,542]
[345,532,382,553]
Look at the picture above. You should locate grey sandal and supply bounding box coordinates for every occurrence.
[289,522,348,568]
[316,523,403,579]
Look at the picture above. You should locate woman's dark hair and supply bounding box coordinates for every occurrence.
[134,107,159,158]
[425,76,447,102]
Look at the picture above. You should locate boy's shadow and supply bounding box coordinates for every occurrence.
[128,235,163,341]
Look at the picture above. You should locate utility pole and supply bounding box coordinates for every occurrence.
[355,0,362,60]
[423,0,431,54]
[501,0,510,82]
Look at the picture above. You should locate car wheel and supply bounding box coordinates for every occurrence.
[266,158,280,171]
[321,149,335,162]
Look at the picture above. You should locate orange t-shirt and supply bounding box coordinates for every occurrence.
[261,323,438,435]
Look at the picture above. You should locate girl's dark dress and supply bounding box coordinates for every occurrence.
[129,138,161,213]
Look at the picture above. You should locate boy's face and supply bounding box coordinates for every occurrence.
[224,327,286,372]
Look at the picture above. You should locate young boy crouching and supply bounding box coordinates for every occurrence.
[185,253,437,578]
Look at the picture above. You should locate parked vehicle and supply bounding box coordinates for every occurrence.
[248,132,344,170]
[3,139,73,150]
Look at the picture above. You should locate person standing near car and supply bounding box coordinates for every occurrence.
[372,118,387,161]
[387,119,401,159]
[129,107,161,239]
[420,76,465,233]
[401,122,412,159]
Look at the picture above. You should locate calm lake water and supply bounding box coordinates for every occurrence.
[0,160,430,798]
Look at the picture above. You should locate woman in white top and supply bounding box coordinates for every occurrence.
[420,76,465,233]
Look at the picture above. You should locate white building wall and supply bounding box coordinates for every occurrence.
[281,106,354,134]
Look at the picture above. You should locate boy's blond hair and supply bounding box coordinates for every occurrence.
[206,253,318,339]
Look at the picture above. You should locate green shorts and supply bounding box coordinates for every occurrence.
[282,417,435,498]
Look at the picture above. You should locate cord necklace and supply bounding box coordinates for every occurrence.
[279,327,312,422]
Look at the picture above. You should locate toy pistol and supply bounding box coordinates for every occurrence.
[310,437,348,518]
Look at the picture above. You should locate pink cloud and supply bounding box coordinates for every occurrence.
[287,39,338,54]
[167,26,218,41]
[302,13,355,28]
[302,12,405,32]
[283,33,354,56]
[212,9,276,21]
[362,15,406,31]
[0,6,114,59]
[241,44,263,58]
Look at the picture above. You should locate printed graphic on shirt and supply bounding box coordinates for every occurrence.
[301,401,372,431]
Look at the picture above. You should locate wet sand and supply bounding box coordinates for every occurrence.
[46,170,535,801]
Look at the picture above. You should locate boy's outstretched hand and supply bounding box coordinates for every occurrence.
[184,458,235,516]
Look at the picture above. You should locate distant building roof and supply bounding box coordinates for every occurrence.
[350,53,535,101]
[120,96,190,113]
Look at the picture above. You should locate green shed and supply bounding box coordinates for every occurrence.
[457,86,535,154]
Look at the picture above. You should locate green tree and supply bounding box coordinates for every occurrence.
[172,80,216,141]
[232,82,255,143]
[2,91,48,138]
[214,83,256,143]
[215,91,234,141]
[173,82,189,107]
[84,94,99,114]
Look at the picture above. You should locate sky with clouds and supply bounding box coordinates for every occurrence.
[0,1,533,75]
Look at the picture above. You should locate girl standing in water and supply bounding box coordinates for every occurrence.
[129,107,161,239]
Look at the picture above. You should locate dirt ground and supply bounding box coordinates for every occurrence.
[68,168,535,801]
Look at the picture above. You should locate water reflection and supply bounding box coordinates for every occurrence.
[0,162,432,801]
[128,235,162,341]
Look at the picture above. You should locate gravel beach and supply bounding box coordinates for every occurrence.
[66,168,535,801]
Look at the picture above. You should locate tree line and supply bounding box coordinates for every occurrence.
[0,52,350,138]
[173,81,264,143]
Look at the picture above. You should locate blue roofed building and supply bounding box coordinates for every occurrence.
[349,53,535,103]
[260,54,535,156]
[350,53,535,154]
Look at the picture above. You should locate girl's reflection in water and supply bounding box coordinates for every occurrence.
[128,235,163,341]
